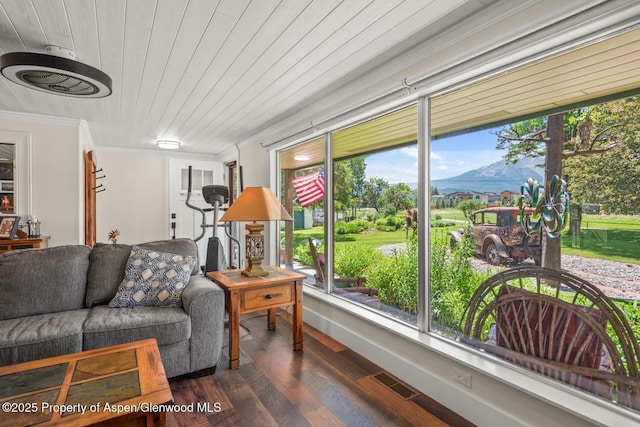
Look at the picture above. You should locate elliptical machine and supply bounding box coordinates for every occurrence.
[184,166,240,273]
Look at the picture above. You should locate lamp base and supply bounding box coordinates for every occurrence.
[241,221,269,277]
[241,260,269,277]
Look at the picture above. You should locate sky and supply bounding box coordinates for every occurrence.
[364,127,507,183]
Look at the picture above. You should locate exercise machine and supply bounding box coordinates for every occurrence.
[184,166,240,273]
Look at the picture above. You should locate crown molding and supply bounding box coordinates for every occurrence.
[0,109,84,126]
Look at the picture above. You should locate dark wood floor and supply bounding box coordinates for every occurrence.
[168,311,475,427]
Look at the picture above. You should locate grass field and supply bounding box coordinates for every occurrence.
[287,210,640,265]
[580,214,640,230]
[289,226,407,250]
[561,229,640,263]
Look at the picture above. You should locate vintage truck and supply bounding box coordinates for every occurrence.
[449,206,542,266]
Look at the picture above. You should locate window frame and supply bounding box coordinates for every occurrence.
[271,25,640,424]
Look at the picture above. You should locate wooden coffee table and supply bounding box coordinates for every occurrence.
[0,339,172,426]
[208,266,305,369]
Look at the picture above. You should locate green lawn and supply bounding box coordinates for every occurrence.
[580,214,640,230]
[561,229,640,264]
[287,210,640,265]
[289,226,407,249]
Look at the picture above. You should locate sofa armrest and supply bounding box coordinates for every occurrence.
[181,274,226,372]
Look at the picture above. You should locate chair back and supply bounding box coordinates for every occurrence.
[461,266,640,409]
[308,237,326,283]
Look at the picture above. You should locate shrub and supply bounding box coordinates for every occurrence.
[350,218,370,232]
[374,214,405,231]
[431,219,456,228]
[365,229,494,329]
[430,230,493,334]
[335,219,369,234]
[365,212,379,222]
[293,241,316,267]
[334,243,384,278]
[366,235,418,313]
[293,239,382,280]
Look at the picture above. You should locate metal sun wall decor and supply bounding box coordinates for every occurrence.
[518,175,570,239]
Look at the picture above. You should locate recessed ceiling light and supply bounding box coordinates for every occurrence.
[293,154,310,161]
[0,45,112,98]
[156,140,181,150]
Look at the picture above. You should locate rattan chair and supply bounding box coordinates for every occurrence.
[461,266,640,410]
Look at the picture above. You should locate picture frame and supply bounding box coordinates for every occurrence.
[0,215,20,239]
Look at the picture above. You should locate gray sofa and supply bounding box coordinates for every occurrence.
[0,238,225,378]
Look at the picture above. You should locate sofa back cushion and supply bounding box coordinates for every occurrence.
[86,238,200,307]
[0,245,91,320]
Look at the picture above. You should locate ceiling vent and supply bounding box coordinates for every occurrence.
[0,46,111,98]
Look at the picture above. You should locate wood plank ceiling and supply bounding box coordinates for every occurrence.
[0,0,477,155]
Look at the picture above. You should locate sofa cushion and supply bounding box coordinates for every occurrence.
[0,246,90,320]
[83,306,191,349]
[0,310,89,366]
[108,246,196,308]
[85,243,132,307]
[86,239,200,307]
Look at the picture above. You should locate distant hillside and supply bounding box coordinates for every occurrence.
[431,157,545,194]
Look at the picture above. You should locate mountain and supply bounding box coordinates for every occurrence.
[431,157,545,194]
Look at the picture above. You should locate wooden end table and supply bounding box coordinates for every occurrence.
[208,266,305,369]
[0,339,172,426]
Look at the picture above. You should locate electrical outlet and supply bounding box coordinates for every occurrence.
[453,368,472,388]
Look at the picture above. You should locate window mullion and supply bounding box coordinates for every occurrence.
[324,132,334,294]
[418,97,430,332]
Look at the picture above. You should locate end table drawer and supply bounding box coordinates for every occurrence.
[242,284,293,311]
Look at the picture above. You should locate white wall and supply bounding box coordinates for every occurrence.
[94,147,219,246]
[0,112,83,246]
[0,113,225,248]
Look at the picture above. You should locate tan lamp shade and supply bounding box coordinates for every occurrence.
[219,187,291,277]
[219,187,292,222]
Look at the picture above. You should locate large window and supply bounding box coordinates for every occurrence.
[428,26,640,412]
[330,106,418,323]
[279,106,420,323]
[275,25,640,416]
[278,136,325,287]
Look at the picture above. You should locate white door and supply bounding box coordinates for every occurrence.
[168,159,226,269]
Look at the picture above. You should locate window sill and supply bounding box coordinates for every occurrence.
[302,285,640,426]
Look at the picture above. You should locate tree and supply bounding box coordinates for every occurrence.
[457,199,484,219]
[494,96,639,268]
[362,177,389,212]
[496,98,639,213]
[379,183,415,216]
[348,156,367,218]
[334,161,354,217]
[349,157,367,205]
[563,98,640,214]
[496,113,568,270]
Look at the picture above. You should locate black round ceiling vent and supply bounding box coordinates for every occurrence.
[0,46,111,98]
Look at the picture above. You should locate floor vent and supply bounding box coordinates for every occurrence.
[371,372,420,400]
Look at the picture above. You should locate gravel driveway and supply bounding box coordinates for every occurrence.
[561,254,640,300]
[471,255,640,300]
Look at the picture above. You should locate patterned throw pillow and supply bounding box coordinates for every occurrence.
[108,246,196,308]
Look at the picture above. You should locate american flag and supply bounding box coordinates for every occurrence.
[293,169,324,207]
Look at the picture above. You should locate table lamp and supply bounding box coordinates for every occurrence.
[219,187,292,277]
